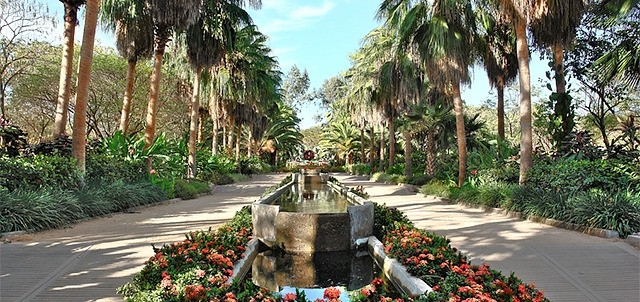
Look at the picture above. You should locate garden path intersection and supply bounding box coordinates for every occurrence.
[1,173,639,302]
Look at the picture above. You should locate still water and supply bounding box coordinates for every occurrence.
[276,176,350,213]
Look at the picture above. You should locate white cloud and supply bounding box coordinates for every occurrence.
[255,0,335,35]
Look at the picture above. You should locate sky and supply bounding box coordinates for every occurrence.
[36,0,549,130]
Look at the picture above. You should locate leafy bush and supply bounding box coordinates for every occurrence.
[0,155,81,192]
[373,202,412,239]
[419,180,451,198]
[386,163,405,176]
[174,179,211,200]
[228,173,250,183]
[85,154,147,184]
[346,164,372,175]
[407,174,432,186]
[321,165,345,173]
[207,171,234,185]
[200,155,237,175]
[371,172,406,184]
[526,158,637,193]
[239,157,271,175]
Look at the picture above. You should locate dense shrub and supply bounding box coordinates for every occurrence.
[207,171,234,185]
[386,163,405,176]
[346,163,372,175]
[174,179,211,200]
[372,202,412,239]
[86,154,147,184]
[526,158,638,193]
[419,180,451,197]
[321,165,345,173]
[239,157,271,175]
[371,172,406,184]
[200,155,237,176]
[0,155,81,192]
[407,174,432,186]
[228,173,250,183]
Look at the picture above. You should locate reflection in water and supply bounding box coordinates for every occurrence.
[276,176,350,213]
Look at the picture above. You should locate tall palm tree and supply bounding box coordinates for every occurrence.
[53,0,86,138]
[380,0,476,187]
[143,0,202,150]
[71,0,99,174]
[321,119,360,165]
[407,96,453,177]
[477,7,518,142]
[101,0,154,136]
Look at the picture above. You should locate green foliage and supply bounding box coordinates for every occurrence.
[32,135,73,156]
[526,158,638,193]
[0,181,166,232]
[372,202,412,240]
[0,155,81,192]
[200,154,237,176]
[208,171,234,185]
[419,179,451,198]
[407,174,432,186]
[386,163,405,176]
[346,164,373,175]
[371,172,406,184]
[238,156,270,175]
[228,173,250,183]
[86,154,147,184]
[174,179,211,200]
[320,165,345,173]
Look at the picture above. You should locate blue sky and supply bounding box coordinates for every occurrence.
[39,0,549,130]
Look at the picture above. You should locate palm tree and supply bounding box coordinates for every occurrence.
[71,0,99,174]
[407,95,453,177]
[380,0,476,187]
[143,0,202,151]
[101,0,154,136]
[53,0,86,138]
[477,7,518,142]
[321,119,360,165]
[260,101,303,165]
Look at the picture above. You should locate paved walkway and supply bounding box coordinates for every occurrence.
[0,174,285,302]
[335,174,640,302]
[1,173,639,302]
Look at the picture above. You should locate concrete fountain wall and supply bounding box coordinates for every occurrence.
[252,173,374,253]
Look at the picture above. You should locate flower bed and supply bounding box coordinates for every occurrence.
[121,203,549,302]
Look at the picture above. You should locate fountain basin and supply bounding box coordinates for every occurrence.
[252,174,373,253]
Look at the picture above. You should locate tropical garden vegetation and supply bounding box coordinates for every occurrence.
[0,0,639,300]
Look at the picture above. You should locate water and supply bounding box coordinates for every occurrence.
[276,176,351,213]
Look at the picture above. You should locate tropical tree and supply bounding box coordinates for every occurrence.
[321,119,360,165]
[53,0,86,138]
[260,101,303,165]
[100,0,154,136]
[143,0,202,151]
[71,0,100,174]
[477,6,518,142]
[380,0,476,187]
[407,96,453,177]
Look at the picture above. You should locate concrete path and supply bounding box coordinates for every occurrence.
[335,174,640,302]
[2,173,639,302]
[0,174,285,302]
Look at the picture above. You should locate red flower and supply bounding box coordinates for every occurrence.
[323,287,341,300]
[283,293,297,301]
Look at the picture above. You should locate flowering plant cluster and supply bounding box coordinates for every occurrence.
[353,221,550,302]
[303,150,315,161]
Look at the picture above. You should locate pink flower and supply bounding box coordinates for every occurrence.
[323,287,341,300]
[283,293,297,301]
[195,269,206,278]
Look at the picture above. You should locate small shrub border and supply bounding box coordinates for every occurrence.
[174,179,212,200]
[122,202,549,301]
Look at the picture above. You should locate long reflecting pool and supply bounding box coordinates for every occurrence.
[275,176,351,213]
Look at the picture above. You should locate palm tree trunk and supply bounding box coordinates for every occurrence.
[1,88,5,120]
[53,3,78,138]
[388,116,395,167]
[222,124,227,153]
[197,110,204,144]
[210,91,219,156]
[360,128,365,164]
[227,118,235,156]
[247,125,253,157]
[452,82,467,187]
[404,131,411,177]
[497,77,505,142]
[369,126,375,168]
[144,34,169,150]
[515,18,533,185]
[378,125,385,172]
[426,129,435,177]
[553,43,566,94]
[119,59,137,135]
[187,67,202,179]
[235,125,241,161]
[71,0,99,175]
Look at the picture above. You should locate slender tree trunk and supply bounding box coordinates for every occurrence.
[404,131,411,177]
[369,126,375,168]
[71,0,99,175]
[360,128,365,164]
[53,3,78,138]
[452,82,467,187]
[210,91,219,155]
[553,43,566,94]
[187,67,202,179]
[426,129,435,177]
[388,116,395,167]
[516,18,533,185]
[378,125,384,172]
[119,59,137,135]
[144,34,168,150]
[1,88,6,120]
[247,126,253,157]
[235,125,241,161]
[222,124,227,153]
[497,77,505,142]
[227,118,235,156]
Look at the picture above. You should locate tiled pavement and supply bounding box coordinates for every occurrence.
[1,173,639,302]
